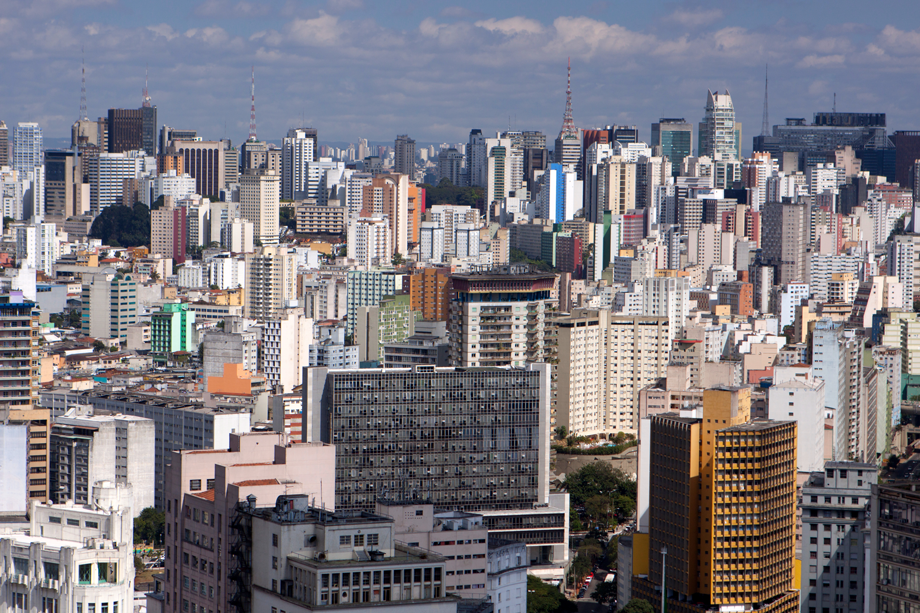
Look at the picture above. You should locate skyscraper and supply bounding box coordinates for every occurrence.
[106,107,156,155]
[240,168,280,245]
[394,134,416,176]
[634,387,799,613]
[13,122,42,174]
[244,245,297,321]
[281,128,315,200]
[0,121,8,167]
[699,90,741,188]
[467,129,487,187]
[651,118,693,176]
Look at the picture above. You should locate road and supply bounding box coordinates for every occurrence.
[573,576,611,612]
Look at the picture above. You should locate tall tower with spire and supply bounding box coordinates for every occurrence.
[554,57,583,179]
[80,46,88,121]
[760,64,769,137]
[249,66,257,142]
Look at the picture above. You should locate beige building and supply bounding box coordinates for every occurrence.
[245,245,297,321]
[163,432,336,613]
[296,200,347,235]
[240,168,280,245]
[596,156,636,215]
[150,195,184,262]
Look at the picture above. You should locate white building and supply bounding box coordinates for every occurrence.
[641,276,690,340]
[179,195,211,248]
[14,222,62,276]
[454,223,480,259]
[86,150,153,215]
[487,539,528,613]
[0,482,135,613]
[177,264,206,288]
[209,253,247,290]
[419,222,445,262]
[807,254,862,302]
[347,216,391,268]
[282,128,316,200]
[142,170,196,206]
[0,168,33,221]
[50,406,156,512]
[262,307,313,393]
[221,217,254,254]
[767,366,826,473]
[245,245,297,321]
[774,282,810,330]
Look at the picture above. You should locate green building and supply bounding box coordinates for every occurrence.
[151,302,196,364]
[354,293,421,362]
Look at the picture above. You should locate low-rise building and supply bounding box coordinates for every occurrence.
[296,201,347,235]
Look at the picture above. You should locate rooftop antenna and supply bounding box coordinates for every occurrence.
[142,64,151,108]
[248,66,257,142]
[80,46,88,121]
[833,93,836,114]
[760,64,769,137]
[561,57,577,137]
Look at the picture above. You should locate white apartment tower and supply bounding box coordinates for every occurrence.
[698,90,741,189]
[245,245,297,321]
[282,128,316,200]
[347,216,392,268]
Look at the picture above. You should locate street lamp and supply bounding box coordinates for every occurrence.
[660,546,668,613]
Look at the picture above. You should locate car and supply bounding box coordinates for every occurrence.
[586,573,594,581]
[578,588,586,598]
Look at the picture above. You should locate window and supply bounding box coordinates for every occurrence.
[339,535,351,546]
[13,557,29,575]
[415,510,424,516]
[43,562,59,580]
[85,521,98,529]
[67,518,80,526]
[367,534,379,547]
[354,535,365,547]
[272,534,279,547]
[78,564,92,584]
[206,479,215,490]
[189,480,201,491]
[49,516,61,524]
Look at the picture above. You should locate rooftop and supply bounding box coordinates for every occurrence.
[719,419,795,433]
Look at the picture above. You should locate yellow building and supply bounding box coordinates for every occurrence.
[634,387,798,613]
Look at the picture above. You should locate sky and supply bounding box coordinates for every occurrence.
[2,0,920,152]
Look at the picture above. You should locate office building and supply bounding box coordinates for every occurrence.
[636,387,799,613]
[354,294,418,362]
[652,118,693,176]
[12,122,42,174]
[871,481,920,613]
[360,174,409,257]
[49,405,156,511]
[448,265,556,367]
[295,201,347,235]
[150,196,188,264]
[85,150,151,215]
[81,273,138,341]
[201,318,258,383]
[381,322,449,368]
[150,302,196,364]
[309,326,359,369]
[437,148,464,186]
[0,120,7,167]
[162,432,334,613]
[159,126,197,153]
[168,140,232,196]
[282,128,317,200]
[302,364,567,566]
[801,461,875,613]
[44,149,84,220]
[763,200,810,286]
[240,169,280,245]
[107,106,156,155]
[244,245,297,321]
[699,90,741,188]
[394,134,416,176]
[14,221,61,276]
[0,483,135,613]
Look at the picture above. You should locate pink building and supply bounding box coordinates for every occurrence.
[163,431,335,613]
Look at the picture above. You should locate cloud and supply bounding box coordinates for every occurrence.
[194,0,271,18]
[184,26,230,45]
[796,54,845,68]
[285,13,341,46]
[325,0,364,13]
[876,25,920,54]
[475,17,544,35]
[147,23,179,40]
[664,8,723,28]
[440,6,475,19]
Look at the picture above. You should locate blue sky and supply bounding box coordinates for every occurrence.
[2,0,920,152]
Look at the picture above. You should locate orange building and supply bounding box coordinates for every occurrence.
[157,152,184,175]
[718,280,754,316]
[208,363,256,395]
[409,267,452,322]
[407,182,424,244]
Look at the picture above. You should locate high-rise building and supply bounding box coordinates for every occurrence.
[107,106,156,154]
[652,118,693,176]
[150,302,196,364]
[699,90,741,188]
[408,267,451,322]
[49,405,156,511]
[150,195,188,263]
[281,128,316,200]
[467,129,487,188]
[262,306,313,392]
[240,169,280,245]
[360,174,409,257]
[762,199,810,286]
[642,276,690,339]
[419,221,445,262]
[394,134,416,176]
[0,120,8,167]
[871,481,920,613]
[345,269,399,335]
[158,126,197,154]
[0,293,41,413]
[635,387,799,613]
[767,365,826,473]
[437,147,463,186]
[801,461,875,613]
[12,122,42,174]
[81,273,138,341]
[554,60,583,178]
[347,215,392,268]
[449,265,556,367]
[244,245,297,321]
[168,140,232,196]
[15,221,62,276]
[44,149,84,220]
[85,150,150,215]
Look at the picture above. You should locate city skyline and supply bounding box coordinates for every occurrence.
[2,0,920,148]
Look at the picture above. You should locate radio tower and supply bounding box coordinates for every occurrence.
[760,64,769,137]
[248,66,257,142]
[80,46,88,120]
[142,64,152,108]
[560,57,577,137]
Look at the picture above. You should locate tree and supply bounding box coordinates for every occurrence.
[526,574,577,613]
[622,599,655,613]
[888,454,900,469]
[571,553,592,584]
[134,507,165,547]
[392,252,405,266]
[554,426,568,441]
[576,538,603,564]
[569,508,583,532]
[592,581,617,605]
[92,340,107,353]
[150,270,160,282]
[134,556,145,573]
[89,203,151,247]
[564,462,637,509]
[606,535,619,568]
